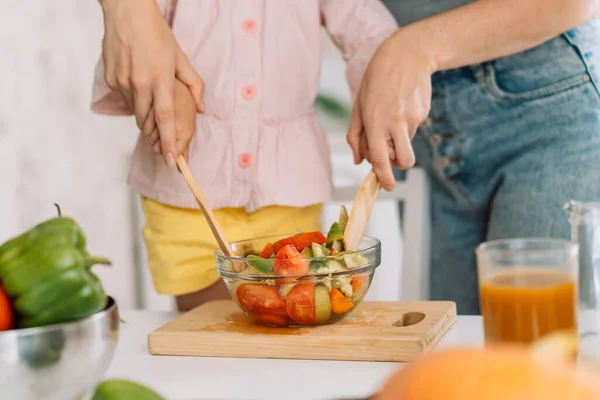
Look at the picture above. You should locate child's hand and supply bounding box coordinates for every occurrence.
[147,79,197,162]
[357,133,396,166]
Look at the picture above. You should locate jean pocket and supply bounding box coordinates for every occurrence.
[564,19,600,99]
[484,34,591,102]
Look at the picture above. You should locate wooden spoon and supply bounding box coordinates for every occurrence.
[343,170,381,251]
[176,155,234,257]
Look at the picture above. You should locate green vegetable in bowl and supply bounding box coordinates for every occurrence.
[311,242,331,257]
[247,254,274,273]
[0,206,87,266]
[0,204,111,329]
[327,260,353,298]
[326,222,344,252]
[314,285,332,324]
[300,247,313,258]
[343,253,369,269]
[326,221,343,243]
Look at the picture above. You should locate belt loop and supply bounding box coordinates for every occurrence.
[468,63,486,83]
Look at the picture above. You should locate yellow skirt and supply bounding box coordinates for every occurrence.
[140,197,323,296]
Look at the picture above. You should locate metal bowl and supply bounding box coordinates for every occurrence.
[0,296,120,400]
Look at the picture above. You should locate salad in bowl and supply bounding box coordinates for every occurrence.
[215,206,381,327]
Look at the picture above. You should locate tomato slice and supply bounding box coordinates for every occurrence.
[258,242,275,259]
[273,232,327,253]
[254,312,289,327]
[285,283,316,325]
[274,245,309,284]
[235,284,287,316]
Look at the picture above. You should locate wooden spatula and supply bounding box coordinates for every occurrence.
[343,170,381,251]
[176,155,234,257]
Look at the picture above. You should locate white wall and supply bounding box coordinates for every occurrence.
[0,0,139,308]
[1,4,406,311]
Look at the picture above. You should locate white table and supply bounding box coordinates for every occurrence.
[105,311,484,400]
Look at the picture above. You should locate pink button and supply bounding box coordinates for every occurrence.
[241,84,257,100]
[241,18,257,33]
[238,153,252,168]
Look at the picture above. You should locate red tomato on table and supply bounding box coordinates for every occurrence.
[0,285,13,331]
[274,245,309,284]
[286,283,316,325]
[273,232,327,253]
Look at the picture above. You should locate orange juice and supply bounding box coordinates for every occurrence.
[479,269,576,343]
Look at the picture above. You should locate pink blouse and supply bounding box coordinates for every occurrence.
[91,0,398,213]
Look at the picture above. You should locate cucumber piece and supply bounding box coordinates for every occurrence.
[321,277,333,291]
[326,221,343,243]
[332,250,351,260]
[311,242,331,258]
[300,247,313,258]
[338,205,349,234]
[314,285,332,324]
[343,253,369,269]
[331,240,344,252]
[247,255,274,273]
[312,260,348,292]
[327,260,353,298]
[309,260,327,272]
[310,262,332,290]
[326,259,346,272]
[278,284,295,298]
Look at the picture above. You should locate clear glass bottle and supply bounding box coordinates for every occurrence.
[565,200,600,367]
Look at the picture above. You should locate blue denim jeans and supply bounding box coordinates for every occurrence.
[391,18,600,315]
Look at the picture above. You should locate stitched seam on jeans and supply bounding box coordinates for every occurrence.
[562,33,600,99]
[484,63,589,103]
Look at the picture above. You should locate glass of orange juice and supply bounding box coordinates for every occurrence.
[476,238,578,344]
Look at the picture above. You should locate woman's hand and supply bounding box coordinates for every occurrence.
[347,30,436,191]
[100,0,205,167]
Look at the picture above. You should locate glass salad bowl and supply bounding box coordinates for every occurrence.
[215,227,381,328]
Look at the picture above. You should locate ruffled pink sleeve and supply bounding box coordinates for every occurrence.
[90,0,177,115]
[320,0,398,99]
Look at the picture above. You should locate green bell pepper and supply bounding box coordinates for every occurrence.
[0,204,86,268]
[0,204,110,328]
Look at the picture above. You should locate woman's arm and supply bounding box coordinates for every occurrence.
[399,0,599,73]
[348,0,599,190]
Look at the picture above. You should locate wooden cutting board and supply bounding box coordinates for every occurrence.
[148,300,456,362]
